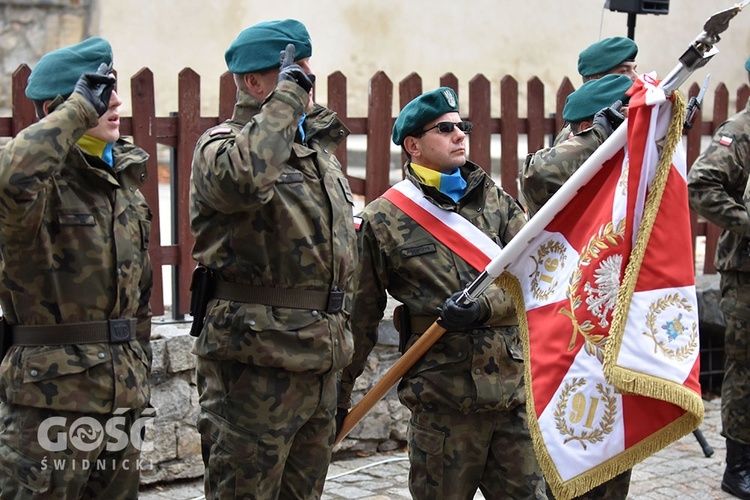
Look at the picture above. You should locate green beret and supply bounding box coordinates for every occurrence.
[746,56,750,72]
[225,19,312,74]
[578,37,638,77]
[392,87,460,146]
[563,74,633,123]
[26,37,113,101]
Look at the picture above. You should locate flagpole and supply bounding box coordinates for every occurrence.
[336,1,748,445]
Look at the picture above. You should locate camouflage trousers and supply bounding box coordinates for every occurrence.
[406,405,547,499]
[196,357,337,499]
[0,404,146,499]
[720,272,750,444]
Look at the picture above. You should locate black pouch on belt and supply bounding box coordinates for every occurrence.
[189,265,216,337]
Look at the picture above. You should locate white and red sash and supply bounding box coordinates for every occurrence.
[382,180,501,272]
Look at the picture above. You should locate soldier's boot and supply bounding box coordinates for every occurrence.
[722,439,750,499]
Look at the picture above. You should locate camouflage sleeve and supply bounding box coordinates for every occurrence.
[483,189,527,322]
[521,125,607,217]
[0,94,98,235]
[136,248,154,364]
[687,116,750,237]
[339,213,389,409]
[191,81,309,213]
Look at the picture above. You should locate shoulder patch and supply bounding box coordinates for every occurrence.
[719,136,733,146]
[353,216,363,231]
[209,127,234,137]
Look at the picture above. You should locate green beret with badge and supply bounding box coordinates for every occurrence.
[578,37,638,77]
[392,87,460,146]
[563,74,633,123]
[225,19,312,74]
[25,37,113,101]
[746,55,750,72]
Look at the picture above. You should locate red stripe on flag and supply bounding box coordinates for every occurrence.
[633,167,695,291]
[382,188,492,271]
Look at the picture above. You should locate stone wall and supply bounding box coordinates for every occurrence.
[139,321,202,484]
[0,0,96,113]
[140,274,725,484]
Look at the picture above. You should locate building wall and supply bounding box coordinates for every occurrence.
[97,0,750,118]
[1,1,748,119]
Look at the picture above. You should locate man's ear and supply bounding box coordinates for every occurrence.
[579,119,593,133]
[243,73,263,94]
[403,136,420,158]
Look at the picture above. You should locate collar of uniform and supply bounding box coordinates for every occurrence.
[231,91,263,124]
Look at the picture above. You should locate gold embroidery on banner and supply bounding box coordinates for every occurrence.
[530,240,568,301]
[554,378,617,451]
[642,292,699,362]
[559,220,626,357]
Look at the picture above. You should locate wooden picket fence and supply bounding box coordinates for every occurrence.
[1,64,748,317]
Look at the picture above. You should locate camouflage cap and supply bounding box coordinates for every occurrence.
[577,37,638,77]
[225,19,312,74]
[25,37,113,101]
[392,87,460,146]
[563,74,633,123]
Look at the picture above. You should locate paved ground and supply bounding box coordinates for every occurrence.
[139,396,734,499]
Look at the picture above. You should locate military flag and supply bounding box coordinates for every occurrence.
[497,74,704,499]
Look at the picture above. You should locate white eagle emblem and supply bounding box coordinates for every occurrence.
[584,254,623,328]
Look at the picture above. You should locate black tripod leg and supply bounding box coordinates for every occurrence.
[693,428,714,457]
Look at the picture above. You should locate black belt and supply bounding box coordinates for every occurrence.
[212,281,345,313]
[10,319,137,346]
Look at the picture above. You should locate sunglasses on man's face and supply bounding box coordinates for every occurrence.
[415,120,473,137]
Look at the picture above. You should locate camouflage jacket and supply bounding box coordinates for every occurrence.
[340,162,528,413]
[687,100,750,272]
[0,93,153,413]
[521,123,608,216]
[190,81,357,374]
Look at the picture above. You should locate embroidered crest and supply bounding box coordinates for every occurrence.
[584,254,623,328]
[554,378,617,450]
[442,88,457,108]
[530,240,568,301]
[559,220,626,360]
[642,292,698,362]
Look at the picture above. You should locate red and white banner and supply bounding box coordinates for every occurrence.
[497,75,704,499]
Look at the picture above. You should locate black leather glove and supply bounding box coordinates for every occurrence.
[73,62,116,117]
[437,291,482,331]
[277,43,313,94]
[335,407,348,439]
[592,99,625,137]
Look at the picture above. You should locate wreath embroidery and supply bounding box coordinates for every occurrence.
[554,378,618,450]
[529,240,568,302]
[642,292,698,362]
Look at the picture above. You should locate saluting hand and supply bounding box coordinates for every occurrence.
[73,62,116,117]
[277,43,314,94]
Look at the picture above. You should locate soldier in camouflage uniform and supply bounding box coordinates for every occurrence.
[522,74,633,217]
[553,38,639,147]
[0,37,153,499]
[687,57,750,500]
[339,87,547,499]
[189,19,357,499]
[521,75,633,499]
